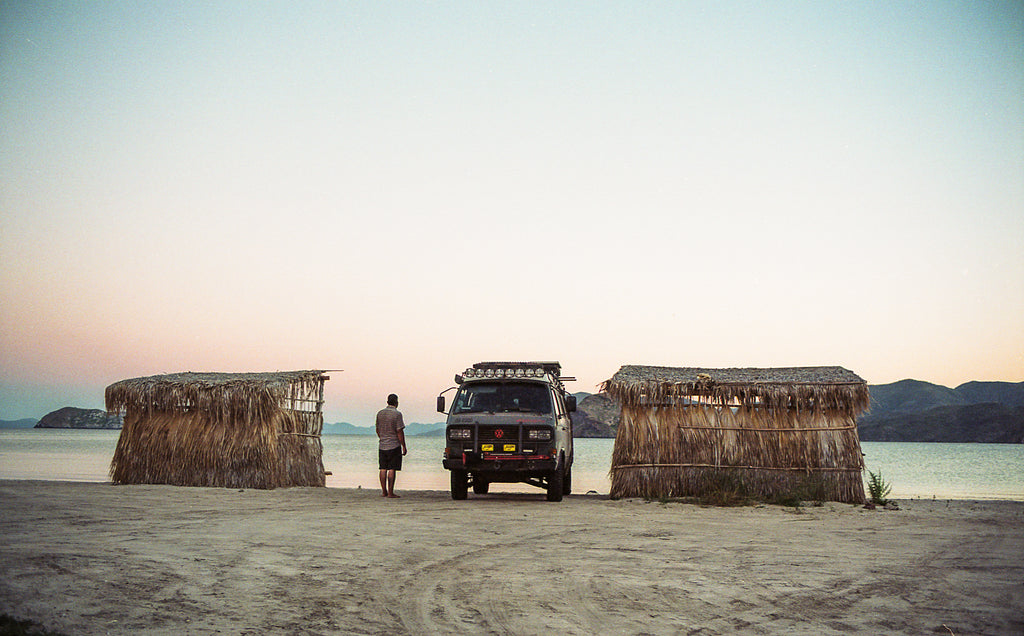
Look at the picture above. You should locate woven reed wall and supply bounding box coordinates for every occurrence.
[609,404,866,503]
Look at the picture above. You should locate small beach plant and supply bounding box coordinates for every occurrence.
[866,470,892,505]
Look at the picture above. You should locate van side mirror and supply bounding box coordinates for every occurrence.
[566,395,577,413]
[436,396,446,413]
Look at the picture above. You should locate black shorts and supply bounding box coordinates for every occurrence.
[378,447,403,471]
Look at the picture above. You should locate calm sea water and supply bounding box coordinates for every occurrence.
[1,429,1022,500]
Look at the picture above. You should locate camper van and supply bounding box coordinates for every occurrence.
[438,361,576,501]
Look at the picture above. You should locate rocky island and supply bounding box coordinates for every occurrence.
[35,407,123,430]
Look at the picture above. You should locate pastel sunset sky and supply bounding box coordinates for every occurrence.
[2,1,1022,426]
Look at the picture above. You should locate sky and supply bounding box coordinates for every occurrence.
[2,1,1022,426]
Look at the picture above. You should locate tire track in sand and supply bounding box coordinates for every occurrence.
[395,531,552,635]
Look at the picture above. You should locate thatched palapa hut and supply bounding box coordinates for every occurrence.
[106,370,329,489]
[602,366,870,503]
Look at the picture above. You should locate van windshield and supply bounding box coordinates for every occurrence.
[452,382,552,415]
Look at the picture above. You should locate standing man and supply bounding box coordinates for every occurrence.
[376,393,407,498]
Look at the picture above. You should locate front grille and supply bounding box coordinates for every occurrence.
[447,424,555,457]
[478,426,521,444]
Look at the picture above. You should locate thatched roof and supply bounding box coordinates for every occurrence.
[602,365,869,414]
[106,370,327,418]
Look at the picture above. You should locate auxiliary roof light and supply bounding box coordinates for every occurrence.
[463,364,561,379]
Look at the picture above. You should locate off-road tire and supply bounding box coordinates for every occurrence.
[472,476,490,495]
[451,470,468,500]
[563,465,572,496]
[546,455,564,502]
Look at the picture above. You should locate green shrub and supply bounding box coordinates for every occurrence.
[866,470,892,505]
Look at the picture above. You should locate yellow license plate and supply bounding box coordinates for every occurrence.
[503,444,517,452]
[481,444,494,452]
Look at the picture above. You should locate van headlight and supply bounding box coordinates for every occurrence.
[527,429,552,441]
[448,428,472,440]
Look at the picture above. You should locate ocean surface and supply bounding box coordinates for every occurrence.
[1,429,1022,500]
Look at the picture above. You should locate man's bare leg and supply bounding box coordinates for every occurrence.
[387,470,399,497]
[379,469,389,497]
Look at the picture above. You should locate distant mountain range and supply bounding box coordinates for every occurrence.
[4,380,1021,443]
[857,380,1024,443]
[323,421,445,436]
[0,413,445,435]
[571,392,620,438]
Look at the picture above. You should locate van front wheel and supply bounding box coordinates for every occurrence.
[451,470,468,500]
[546,456,564,502]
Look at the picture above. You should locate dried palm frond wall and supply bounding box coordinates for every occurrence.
[106,371,328,489]
[602,366,870,503]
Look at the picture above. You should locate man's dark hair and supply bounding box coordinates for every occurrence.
[387,393,399,406]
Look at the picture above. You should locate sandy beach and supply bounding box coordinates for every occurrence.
[1,481,1021,635]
